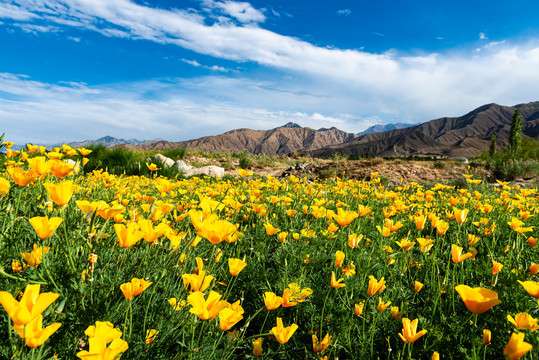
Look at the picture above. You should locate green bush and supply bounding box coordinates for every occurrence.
[238,151,251,169]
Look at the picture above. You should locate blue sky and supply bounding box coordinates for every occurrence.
[1,0,539,144]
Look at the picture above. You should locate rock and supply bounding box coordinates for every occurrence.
[175,160,193,173]
[152,154,175,168]
[458,158,468,164]
[185,166,225,178]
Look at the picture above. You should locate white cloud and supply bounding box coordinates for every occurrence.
[479,32,488,40]
[337,9,351,16]
[0,3,37,20]
[182,58,231,72]
[12,23,59,33]
[202,0,265,24]
[182,58,202,67]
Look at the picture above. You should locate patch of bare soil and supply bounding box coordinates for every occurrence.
[180,154,494,185]
[277,159,485,185]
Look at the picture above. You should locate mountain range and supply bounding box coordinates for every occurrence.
[57,101,539,158]
[312,101,539,158]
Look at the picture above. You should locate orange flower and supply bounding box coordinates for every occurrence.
[21,244,50,268]
[253,337,262,356]
[491,260,503,275]
[188,291,228,320]
[145,329,158,345]
[503,332,533,360]
[282,289,297,308]
[518,280,539,298]
[120,278,152,300]
[263,292,283,310]
[452,244,472,263]
[8,167,37,187]
[414,281,424,293]
[146,163,160,171]
[43,180,74,207]
[270,317,298,344]
[529,263,539,276]
[417,237,434,252]
[348,233,363,248]
[342,262,356,276]
[78,147,92,156]
[507,313,539,332]
[198,220,237,244]
[0,176,10,195]
[435,220,449,235]
[483,329,491,345]
[367,276,386,297]
[455,285,501,314]
[354,301,365,316]
[377,297,391,311]
[414,215,426,230]
[29,216,63,240]
[333,208,358,227]
[508,217,524,230]
[114,223,143,249]
[0,284,59,327]
[312,333,331,354]
[49,160,75,179]
[236,168,253,177]
[228,258,247,276]
[264,222,280,235]
[398,318,427,343]
[331,271,346,288]
[16,314,61,348]
[391,306,404,319]
[27,156,51,176]
[219,306,244,331]
[182,270,215,292]
[335,251,345,267]
[396,238,415,252]
[454,208,468,224]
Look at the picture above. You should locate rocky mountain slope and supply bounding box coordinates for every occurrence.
[119,125,358,156]
[311,102,539,158]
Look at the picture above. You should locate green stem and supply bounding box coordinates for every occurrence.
[319,289,332,336]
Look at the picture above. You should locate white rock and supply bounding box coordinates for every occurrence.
[175,160,193,172]
[185,166,225,178]
[152,153,175,168]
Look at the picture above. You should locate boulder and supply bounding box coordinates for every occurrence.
[185,166,225,178]
[152,154,175,168]
[175,160,193,173]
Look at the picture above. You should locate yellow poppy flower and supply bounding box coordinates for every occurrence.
[455,285,501,314]
[398,318,427,343]
[29,216,63,240]
[270,317,298,344]
[43,180,74,207]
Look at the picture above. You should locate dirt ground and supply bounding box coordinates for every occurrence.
[270,158,478,185]
[181,154,487,185]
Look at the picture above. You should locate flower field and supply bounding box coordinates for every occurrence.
[1,143,539,359]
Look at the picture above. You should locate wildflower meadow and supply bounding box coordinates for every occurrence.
[1,141,539,359]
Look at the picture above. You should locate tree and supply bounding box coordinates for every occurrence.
[489,132,497,157]
[508,109,523,157]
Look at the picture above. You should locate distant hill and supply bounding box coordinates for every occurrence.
[311,102,539,158]
[119,125,358,156]
[55,136,159,149]
[357,123,417,136]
